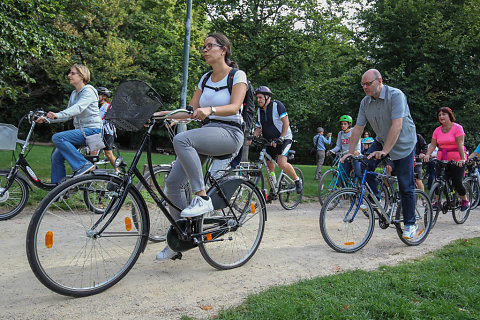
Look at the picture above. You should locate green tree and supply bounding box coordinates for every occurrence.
[357,0,480,148]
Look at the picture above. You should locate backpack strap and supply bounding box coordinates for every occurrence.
[226,68,238,94]
[201,71,229,92]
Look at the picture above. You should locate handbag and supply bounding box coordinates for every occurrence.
[310,135,320,155]
[81,127,106,151]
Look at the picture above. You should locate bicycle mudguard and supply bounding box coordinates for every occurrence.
[207,176,245,210]
[0,169,34,191]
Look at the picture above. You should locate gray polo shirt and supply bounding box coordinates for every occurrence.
[357,85,416,160]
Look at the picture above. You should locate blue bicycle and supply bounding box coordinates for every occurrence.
[317,152,359,205]
[319,155,433,253]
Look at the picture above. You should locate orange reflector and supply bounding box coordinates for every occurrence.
[344,242,354,246]
[125,217,132,231]
[45,231,53,248]
[250,203,256,214]
[418,228,424,236]
[206,233,212,241]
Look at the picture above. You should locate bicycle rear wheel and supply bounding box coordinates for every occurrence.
[395,189,433,246]
[452,180,472,224]
[136,165,192,242]
[0,170,29,220]
[26,174,148,297]
[319,188,375,253]
[198,178,266,269]
[318,169,339,205]
[278,166,304,210]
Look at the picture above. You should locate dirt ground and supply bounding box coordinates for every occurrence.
[1,202,479,320]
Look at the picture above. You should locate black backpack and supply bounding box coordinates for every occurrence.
[201,68,256,133]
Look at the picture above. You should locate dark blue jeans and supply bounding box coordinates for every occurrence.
[366,140,416,225]
[340,158,362,182]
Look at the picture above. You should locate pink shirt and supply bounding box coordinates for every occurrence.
[432,123,466,161]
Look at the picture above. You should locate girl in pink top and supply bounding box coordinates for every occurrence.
[424,107,469,211]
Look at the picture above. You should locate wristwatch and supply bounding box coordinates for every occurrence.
[210,106,216,115]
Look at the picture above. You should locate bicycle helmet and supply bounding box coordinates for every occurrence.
[97,87,112,98]
[255,86,273,96]
[362,137,374,144]
[339,115,353,124]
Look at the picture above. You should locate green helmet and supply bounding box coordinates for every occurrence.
[339,115,353,124]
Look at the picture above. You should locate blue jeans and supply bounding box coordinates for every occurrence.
[51,128,101,183]
[366,140,416,225]
[340,159,362,182]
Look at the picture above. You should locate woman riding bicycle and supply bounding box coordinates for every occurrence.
[424,107,469,212]
[328,115,362,182]
[35,64,102,184]
[153,32,247,260]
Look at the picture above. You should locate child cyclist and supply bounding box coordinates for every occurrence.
[328,115,362,181]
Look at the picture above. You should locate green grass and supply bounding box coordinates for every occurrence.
[182,238,480,320]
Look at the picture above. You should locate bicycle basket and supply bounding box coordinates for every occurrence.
[0,123,18,151]
[106,80,163,131]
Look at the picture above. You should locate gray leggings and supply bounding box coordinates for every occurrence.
[165,123,243,219]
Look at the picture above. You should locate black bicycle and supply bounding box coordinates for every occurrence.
[233,136,304,210]
[464,158,480,209]
[26,80,267,297]
[428,159,473,227]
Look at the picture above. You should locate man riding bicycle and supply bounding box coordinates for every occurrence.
[249,86,303,194]
[341,69,418,239]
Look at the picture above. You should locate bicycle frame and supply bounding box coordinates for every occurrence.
[329,155,359,190]
[91,119,248,242]
[347,160,400,225]
[2,118,56,196]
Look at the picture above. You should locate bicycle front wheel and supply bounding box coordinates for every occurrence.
[319,188,375,253]
[429,182,447,228]
[0,170,29,220]
[395,189,433,246]
[452,180,472,224]
[136,165,192,242]
[278,166,304,210]
[26,174,148,297]
[318,169,342,205]
[198,178,266,270]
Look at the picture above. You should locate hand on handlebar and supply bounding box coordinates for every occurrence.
[367,150,387,160]
[340,152,353,163]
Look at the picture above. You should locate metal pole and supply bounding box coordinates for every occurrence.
[178,0,193,133]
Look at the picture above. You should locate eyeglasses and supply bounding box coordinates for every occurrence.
[361,78,378,87]
[200,43,223,52]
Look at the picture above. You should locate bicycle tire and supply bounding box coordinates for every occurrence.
[464,176,480,209]
[429,182,447,228]
[278,166,304,210]
[26,174,148,297]
[136,165,192,242]
[318,169,339,205]
[452,180,472,224]
[395,189,433,246]
[198,178,266,269]
[319,188,375,253]
[0,170,29,220]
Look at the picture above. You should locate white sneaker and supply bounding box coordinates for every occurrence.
[402,224,418,239]
[180,195,214,218]
[155,246,177,261]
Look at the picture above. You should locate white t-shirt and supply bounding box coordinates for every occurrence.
[197,70,247,124]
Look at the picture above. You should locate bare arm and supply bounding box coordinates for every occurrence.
[424,139,437,162]
[192,82,247,120]
[456,134,466,166]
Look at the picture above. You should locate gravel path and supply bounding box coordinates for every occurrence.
[1,203,479,319]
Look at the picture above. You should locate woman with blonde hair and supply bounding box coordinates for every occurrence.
[36,64,102,183]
